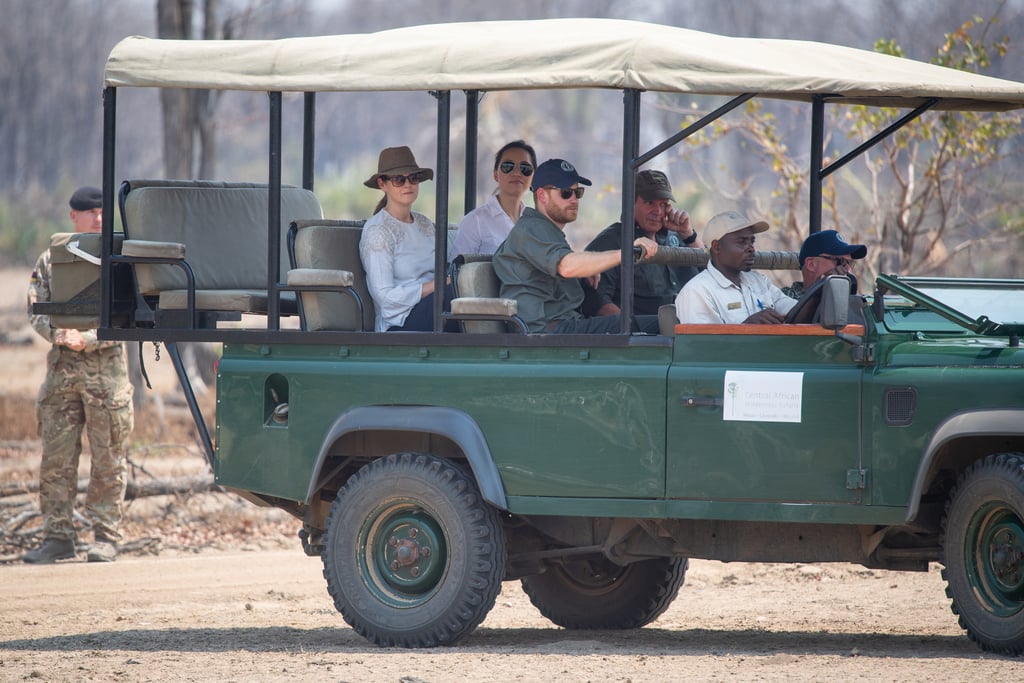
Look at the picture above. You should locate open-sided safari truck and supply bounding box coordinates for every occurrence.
[41,19,1024,651]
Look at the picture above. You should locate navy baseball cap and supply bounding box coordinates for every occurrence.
[531,159,592,191]
[799,229,867,266]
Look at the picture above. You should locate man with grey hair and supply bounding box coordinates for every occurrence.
[583,169,703,316]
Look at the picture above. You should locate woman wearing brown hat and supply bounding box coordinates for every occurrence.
[359,146,451,332]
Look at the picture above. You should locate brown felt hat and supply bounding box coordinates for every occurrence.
[363,146,434,188]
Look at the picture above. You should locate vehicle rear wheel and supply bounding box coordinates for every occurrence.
[322,453,506,648]
[521,555,687,629]
[941,452,1024,655]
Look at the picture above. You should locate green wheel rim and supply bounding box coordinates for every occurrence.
[359,501,448,608]
[965,502,1024,617]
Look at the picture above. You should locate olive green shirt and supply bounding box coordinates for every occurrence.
[493,208,582,333]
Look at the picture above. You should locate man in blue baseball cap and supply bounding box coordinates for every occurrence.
[782,229,867,299]
[493,158,660,333]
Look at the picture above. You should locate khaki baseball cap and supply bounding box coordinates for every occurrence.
[703,210,769,247]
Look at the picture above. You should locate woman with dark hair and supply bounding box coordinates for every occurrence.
[359,145,451,332]
[449,139,537,259]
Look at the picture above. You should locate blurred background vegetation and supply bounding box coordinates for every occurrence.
[2,0,1023,277]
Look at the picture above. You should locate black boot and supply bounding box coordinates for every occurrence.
[23,538,76,564]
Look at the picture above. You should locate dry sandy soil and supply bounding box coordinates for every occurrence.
[1,267,1022,681]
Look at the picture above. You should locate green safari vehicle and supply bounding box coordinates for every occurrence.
[54,19,1024,651]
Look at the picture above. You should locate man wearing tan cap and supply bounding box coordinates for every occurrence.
[675,210,796,324]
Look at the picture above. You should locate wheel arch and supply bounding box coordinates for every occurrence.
[905,408,1024,523]
[304,405,507,510]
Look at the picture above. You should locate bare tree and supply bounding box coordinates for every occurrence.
[156,0,227,179]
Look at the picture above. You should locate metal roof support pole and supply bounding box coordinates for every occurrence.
[636,93,755,167]
[302,92,316,192]
[809,95,825,234]
[433,90,452,333]
[620,88,642,333]
[267,91,283,329]
[166,341,216,470]
[464,90,479,213]
[821,98,938,179]
[101,86,117,329]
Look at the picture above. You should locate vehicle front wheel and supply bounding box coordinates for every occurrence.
[521,555,687,629]
[322,453,506,648]
[941,452,1024,655]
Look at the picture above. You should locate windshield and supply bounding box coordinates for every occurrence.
[880,276,1024,335]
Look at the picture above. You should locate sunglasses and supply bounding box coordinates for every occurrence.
[818,254,854,268]
[381,171,426,187]
[499,161,534,177]
[544,186,585,200]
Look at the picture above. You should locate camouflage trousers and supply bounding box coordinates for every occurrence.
[36,344,134,542]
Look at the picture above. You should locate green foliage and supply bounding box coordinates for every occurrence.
[838,16,1022,275]
[0,195,64,267]
[681,14,1024,278]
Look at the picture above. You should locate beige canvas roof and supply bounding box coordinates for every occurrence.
[105,17,1024,111]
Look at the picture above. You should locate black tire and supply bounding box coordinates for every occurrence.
[321,453,506,648]
[521,555,687,629]
[941,452,1024,655]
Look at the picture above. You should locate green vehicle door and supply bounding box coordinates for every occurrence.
[665,327,865,518]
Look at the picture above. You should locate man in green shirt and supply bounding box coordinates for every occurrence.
[493,159,659,334]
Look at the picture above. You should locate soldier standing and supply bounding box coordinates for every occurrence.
[23,186,134,563]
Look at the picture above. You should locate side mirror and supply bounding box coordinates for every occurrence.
[818,275,850,330]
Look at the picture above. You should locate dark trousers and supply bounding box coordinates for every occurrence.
[548,314,659,334]
[388,284,459,332]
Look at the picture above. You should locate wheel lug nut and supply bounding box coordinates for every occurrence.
[410,567,419,577]
[391,560,400,571]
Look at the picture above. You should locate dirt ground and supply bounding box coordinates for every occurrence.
[1,266,1022,681]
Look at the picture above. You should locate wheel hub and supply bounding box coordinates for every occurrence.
[987,520,1024,595]
[370,509,446,600]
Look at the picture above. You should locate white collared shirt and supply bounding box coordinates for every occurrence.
[449,194,523,259]
[675,261,796,324]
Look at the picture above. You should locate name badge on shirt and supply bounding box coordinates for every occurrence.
[727,301,742,310]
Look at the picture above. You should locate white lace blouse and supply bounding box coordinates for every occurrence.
[359,209,437,331]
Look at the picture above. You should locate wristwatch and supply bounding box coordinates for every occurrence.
[682,230,698,245]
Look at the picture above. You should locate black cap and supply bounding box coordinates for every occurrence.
[69,186,102,211]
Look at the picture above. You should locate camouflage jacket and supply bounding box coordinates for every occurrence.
[780,280,805,300]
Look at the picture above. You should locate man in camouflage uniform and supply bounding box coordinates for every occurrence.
[23,186,134,563]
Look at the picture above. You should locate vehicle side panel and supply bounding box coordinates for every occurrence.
[863,337,1024,507]
[215,342,672,502]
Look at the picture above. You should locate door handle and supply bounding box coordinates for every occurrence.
[679,395,723,407]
